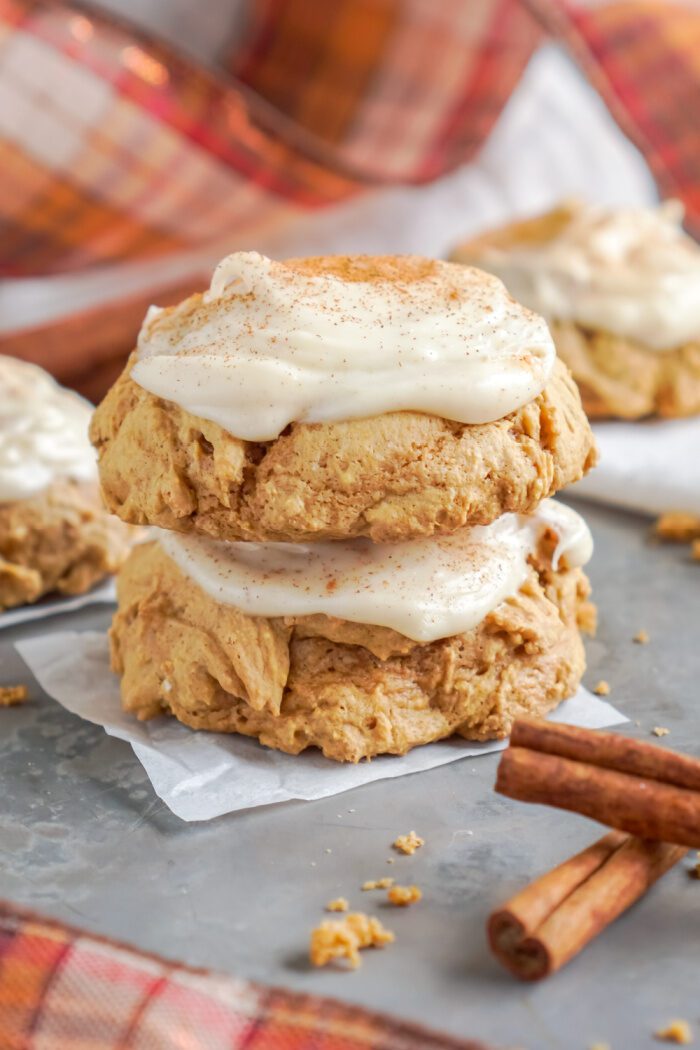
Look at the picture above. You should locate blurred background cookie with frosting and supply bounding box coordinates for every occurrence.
[0,355,132,612]
[451,201,700,421]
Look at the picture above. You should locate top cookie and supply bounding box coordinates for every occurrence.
[451,201,700,420]
[90,254,596,543]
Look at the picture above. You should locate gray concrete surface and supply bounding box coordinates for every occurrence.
[1,501,698,1049]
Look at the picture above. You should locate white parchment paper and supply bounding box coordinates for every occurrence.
[0,579,115,632]
[16,630,627,822]
[572,416,700,519]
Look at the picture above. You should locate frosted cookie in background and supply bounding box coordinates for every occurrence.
[0,356,132,612]
[451,200,700,421]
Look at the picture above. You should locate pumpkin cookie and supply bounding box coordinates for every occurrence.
[452,201,700,420]
[110,506,595,762]
[0,357,131,612]
[91,253,596,543]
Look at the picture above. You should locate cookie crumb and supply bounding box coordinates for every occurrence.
[326,897,349,912]
[652,726,670,737]
[0,685,28,707]
[692,539,700,561]
[309,913,394,969]
[655,512,700,543]
[633,629,650,644]
[589,1043,611,1050]
[387,884,422,907]
[324,848,332,854]
[362,877,394,891]
[654,1019,693,1044]
[688,861,700,880]
[393,831,424,855]
[386,858,395,865]
[593,680,610,697]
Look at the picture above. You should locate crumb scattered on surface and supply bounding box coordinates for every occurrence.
[633,629,650,644]
[589,1043,611,1050]
[309,913,395,969]
[652,726,670,737]
[362,877,394,891]
[326,897,349,912]
[387,884,422,907]
[387,858,395,865]
[655,513,700,563]
[593,680,610,696]
[654,1019,693,1044]
[393,831,425,855]
[324,848,332,854]
[0,685,28,707]
[655,512,700,543]
[688,861,700,880]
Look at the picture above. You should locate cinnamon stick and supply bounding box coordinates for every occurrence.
[488,832,686,980]
[511,718,700,792]
[495,719,700,848]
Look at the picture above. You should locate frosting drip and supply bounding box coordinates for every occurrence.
[159,499,592,643]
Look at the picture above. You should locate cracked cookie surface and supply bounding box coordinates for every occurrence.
[0,481,132,611]
[91,356,596,543]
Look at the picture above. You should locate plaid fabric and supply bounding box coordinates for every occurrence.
[0,901,494,1050]
[230,0,543,180]
[0,0,699,278]
[532,0,700,226]
[0,0,360,276]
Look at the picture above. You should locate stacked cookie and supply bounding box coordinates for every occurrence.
[0,355,131,612]
[452,200,700,420]
[91,254,597,762]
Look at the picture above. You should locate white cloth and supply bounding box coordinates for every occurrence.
[573,417,700,519]
[16,630,627,822]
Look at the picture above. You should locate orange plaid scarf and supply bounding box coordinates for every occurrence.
[0,0,698,276]
[0,901,492,1049]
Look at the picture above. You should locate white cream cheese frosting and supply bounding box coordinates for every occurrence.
[131,252,555,441]
[0,356,96,503]
[468,200,700,351]
[159,499,592,643]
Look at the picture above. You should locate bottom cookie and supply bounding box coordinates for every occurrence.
[110,534,595,763]
[0,481,132,612]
